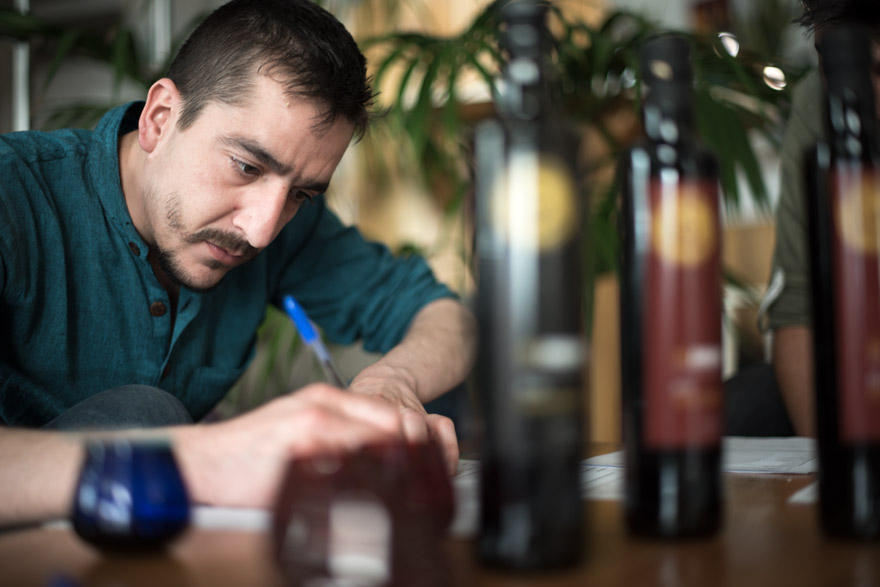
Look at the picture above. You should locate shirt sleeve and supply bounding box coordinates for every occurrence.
[0,138,31,314]
[270,196,457,354]
[764,69,823,331]
[0,144,16,300]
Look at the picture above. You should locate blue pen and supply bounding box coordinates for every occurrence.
[282,295,347,389]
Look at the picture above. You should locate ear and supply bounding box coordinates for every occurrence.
[138,78,180,153]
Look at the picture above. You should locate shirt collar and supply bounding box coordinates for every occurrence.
[86,101,145,237]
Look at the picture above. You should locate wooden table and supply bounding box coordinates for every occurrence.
[2,458,879,586]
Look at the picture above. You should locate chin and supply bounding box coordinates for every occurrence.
[182,270,229,293]
[167,265,228,294]
[183,280,223,294]
[156,246,235,294]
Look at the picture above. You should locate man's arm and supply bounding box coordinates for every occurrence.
[347,298,477,472]
[0,428,86,526]
[0,385,406,527]
[772,326,814,436]
[764,71,823,437]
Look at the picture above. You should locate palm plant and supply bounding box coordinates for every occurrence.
[360,0,807,275]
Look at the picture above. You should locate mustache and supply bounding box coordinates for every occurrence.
[185,228,258,258]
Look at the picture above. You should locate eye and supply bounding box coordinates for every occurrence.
[291,190,314,204]
[231,156,260,176]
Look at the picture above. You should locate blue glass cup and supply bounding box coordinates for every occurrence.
[71,438,191,551]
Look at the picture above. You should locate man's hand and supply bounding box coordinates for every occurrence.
[348,364,459,476]
[172,384,407,508]
[343,298,476,476]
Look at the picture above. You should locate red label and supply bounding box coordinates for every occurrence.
[830,168,880,442]
[643,179,722,449]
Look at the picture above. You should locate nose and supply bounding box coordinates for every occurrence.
[232,183,289,250]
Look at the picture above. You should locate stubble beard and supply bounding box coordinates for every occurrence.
[150,191,258,294]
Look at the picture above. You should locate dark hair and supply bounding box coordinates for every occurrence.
[165,0,374,139]
[795,0,880,36]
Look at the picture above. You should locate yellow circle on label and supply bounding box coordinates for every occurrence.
[837,179,880,254]
[492,157,579,251]
[651,189,716,266]
[536,159,578,249]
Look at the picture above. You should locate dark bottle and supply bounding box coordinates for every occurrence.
[473,0,585,570]
[806,24,880,539]
[619,34,723,538]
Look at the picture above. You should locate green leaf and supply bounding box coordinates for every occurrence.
[405,45,445,158]
[0,8,60,40]
[40,29,83,94]
[590,180,621,275]
[109,27,138,94]
[462,49,500,102]
[372,42,411,91]
[393,52,423,115]
[441,58,462,138]
[695,87,772,214]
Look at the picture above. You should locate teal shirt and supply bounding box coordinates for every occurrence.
[0,102,454,426]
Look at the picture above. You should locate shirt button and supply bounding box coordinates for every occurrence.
[128,242,140,256]
[150,301,167,317]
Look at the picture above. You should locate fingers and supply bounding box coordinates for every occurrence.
[296,384,460,475]
[293,384,403,435]
[401,409,430,444]
[293,412,399,456]
[426,414,459,476]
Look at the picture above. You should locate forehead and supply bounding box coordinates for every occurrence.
[191,74,345,134]
[182,75,354,176]
[205,74,324,130]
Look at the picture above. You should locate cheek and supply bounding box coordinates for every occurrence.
[179,167,238,222]
[271,204,300,239]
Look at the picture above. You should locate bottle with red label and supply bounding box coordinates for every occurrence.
[619,34,723,538]
[806,23,880,539]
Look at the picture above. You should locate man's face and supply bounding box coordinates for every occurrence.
[139,75,354,292]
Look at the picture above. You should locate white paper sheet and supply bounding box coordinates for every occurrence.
[447,437,819,535]
[581,436,818,475]
[721,436,817,474]
[191,506,271,531]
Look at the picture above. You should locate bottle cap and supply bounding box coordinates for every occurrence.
[639,33,694,129]
[501,0,548,26]
[501,0,550,61]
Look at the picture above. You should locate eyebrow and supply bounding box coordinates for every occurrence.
[222,135,331,193]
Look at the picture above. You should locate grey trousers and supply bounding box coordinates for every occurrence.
[42,385,194,431]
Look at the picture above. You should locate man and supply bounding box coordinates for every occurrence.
[764,0,880,435]
[0,0,475,525]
